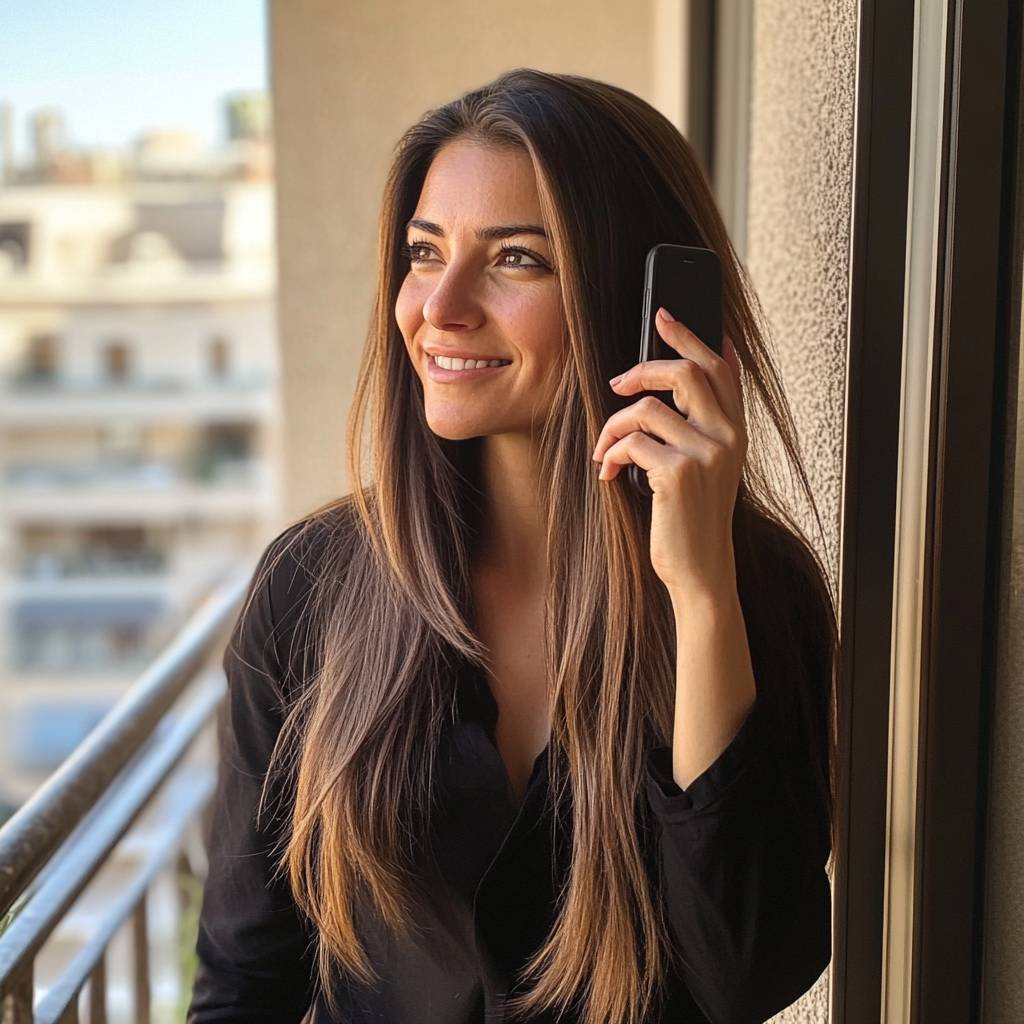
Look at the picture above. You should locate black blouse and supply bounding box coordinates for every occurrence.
[188,523,831,1024]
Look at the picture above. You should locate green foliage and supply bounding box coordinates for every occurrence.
[0,893,30,939]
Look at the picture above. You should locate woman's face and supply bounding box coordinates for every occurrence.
[396,140,564,441]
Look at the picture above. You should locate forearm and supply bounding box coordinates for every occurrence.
[668,579,756,790]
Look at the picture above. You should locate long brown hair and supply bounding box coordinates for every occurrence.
[277,70,837,1024]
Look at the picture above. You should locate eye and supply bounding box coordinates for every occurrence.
[404,240,440,265]
[497,245,550,270]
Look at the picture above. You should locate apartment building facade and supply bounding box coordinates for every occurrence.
[0,111,277,805]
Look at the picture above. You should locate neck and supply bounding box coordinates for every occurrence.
[477,432,546,590]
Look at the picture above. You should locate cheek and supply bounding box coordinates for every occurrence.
[512,289,564,367]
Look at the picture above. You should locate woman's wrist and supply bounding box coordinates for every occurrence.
[667,570,755,789]
[664,565,741,625]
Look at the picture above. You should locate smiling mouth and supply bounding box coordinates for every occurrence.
[431,355,511,370]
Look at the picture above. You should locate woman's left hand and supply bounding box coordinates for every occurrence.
[592,307,747,604]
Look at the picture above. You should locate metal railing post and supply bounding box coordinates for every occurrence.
[56,996,78,1024]
[0,568,250,920]
[88,954,106,1024]
[1,963,33,1024]
[132,899,149,1024]
[0,567,250,1024]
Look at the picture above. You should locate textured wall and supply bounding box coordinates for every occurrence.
[983,343,1024,1021]
[271,0,655,520]
[746,2,859,1021]
[746,0,858,572]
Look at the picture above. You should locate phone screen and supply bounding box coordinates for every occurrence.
[640,244,723,361]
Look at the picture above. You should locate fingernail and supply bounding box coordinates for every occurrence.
[609,373,624,386]
[657,307,676,322]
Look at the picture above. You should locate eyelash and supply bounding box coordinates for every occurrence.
[402,239,551,271]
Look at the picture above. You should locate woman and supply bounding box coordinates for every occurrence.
[189,70,836,1024]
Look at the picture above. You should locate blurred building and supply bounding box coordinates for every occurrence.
[0,94,278,805]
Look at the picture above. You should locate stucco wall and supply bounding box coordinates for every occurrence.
[747,2,858,1019]
[746,0,858,573]
[271,0,656,520]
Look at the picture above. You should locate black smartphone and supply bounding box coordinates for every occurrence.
[627,244,723,498]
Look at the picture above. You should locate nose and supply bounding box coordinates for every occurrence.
[421,259,485,333]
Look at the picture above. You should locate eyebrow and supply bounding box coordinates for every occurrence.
[407,219,547,240]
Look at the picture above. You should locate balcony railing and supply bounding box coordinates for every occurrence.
[5,460,268,492]
[20,553,167,583]
[0,566,250,1023]
[0,378,276,429]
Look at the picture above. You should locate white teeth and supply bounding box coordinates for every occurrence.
[433,356,510,371]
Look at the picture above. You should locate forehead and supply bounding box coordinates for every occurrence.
[413,140,543,227]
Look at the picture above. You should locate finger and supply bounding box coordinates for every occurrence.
[596,430,667,481]
[597,428,718,485]
[592,393,732,464]
[653,310,743,423]
[608,356,735,437]
[613,309,743,426]
[654,306,715,358]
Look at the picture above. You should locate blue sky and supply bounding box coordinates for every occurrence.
[0,0,267,159]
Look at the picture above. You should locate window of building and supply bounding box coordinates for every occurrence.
[0,222,30,269]
[192,422,255,482]
[102,340,132,383]
[208,335,231,379]
[25,334,57,381]
[12,596,161,672]
[206,423,252,459]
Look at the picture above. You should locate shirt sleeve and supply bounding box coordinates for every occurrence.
[646,706,831,1024]
[187,532,318,1024]
[645,534,834,1024]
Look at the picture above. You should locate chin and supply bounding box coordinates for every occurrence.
[423,413,482,441]
[423,404,501,441]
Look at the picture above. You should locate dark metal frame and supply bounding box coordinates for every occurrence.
[686,0,717,180]
[832,0,1022,1020]
[832,1,916,1019]
[912,1,1020,1019]
[688,0,1022,1017]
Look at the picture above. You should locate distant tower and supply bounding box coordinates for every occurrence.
[32,109,65,178]
[225,93,270,142]
[0,103,13,184]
